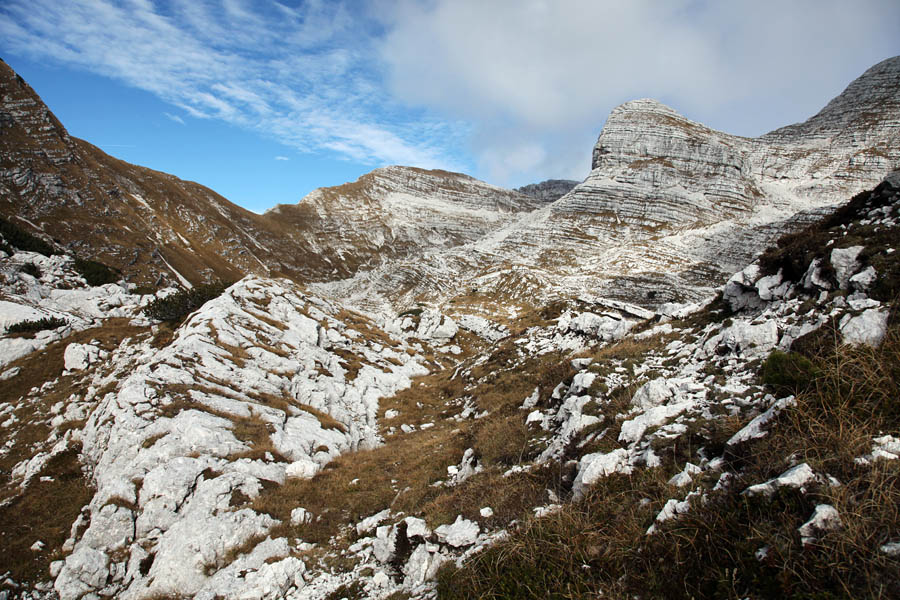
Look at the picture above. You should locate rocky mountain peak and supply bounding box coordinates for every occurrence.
[514,179,580,203]
[763,55,900,142]
[0,58,74,167]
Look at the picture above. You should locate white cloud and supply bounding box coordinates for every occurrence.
[164,112,185,125]
[1,0,898,190]
[275,156,289,161]
[378,0,900,184]
[0,0,461,170]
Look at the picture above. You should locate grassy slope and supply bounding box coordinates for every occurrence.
[435,183,900,599]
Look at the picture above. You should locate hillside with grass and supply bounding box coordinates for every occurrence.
[1,170,898,599]
[1,55,899,600]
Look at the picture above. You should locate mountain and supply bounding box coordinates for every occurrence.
[514,179,580,203]
[0,59,537,290]
[265,166,541,279]
[3,56,897,311]
[1,56,900,600]
[319,57,900,310]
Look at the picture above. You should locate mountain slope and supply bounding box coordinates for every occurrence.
[317,56,900,310]
[265,166,540,278]
[0,59,539,290]
[3,171,898,599]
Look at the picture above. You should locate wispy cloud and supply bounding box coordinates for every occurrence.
[378,0,900,183]
[2,0,898,190]
[0,0,463,170]
[274,156,289,161]
[164,112,185,125]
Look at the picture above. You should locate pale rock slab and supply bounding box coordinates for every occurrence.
[849,266,877,290]
[63,343,107,371]
[668,462,702,487]
[727,396,796,447]
[798,504,842,545]
[619,402,692,444]
[830,246,864,289]
[743,463,818,497]
[434,516,480,547]
[802,258,832,291]
[403,544,446,587]
[631,378,673,410]
[573,449,632,498]
[840,308,889,347]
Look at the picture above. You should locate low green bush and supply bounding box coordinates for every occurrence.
[0,216,58,256]
[760,350,819,395]
[142,281,231,322]
[73,258,120,286]
[6,316,67,335]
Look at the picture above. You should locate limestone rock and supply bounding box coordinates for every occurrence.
[840,308,889,347]
[434,516,480,548]
[831,246,864,289]
[798,504,842,545]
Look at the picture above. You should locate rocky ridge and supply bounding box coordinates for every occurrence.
[0,59,537,289]
[315,57,900,311]
[1,55,900,600]
[263,166,541,279]
[514,179,580,203]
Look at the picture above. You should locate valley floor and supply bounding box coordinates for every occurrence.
[2,176,900,599]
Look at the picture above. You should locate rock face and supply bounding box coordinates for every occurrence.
[515,179,580,203]
[512,56,899,304]
[50,276,431,599]
[265,166,541,278]
[318,56,900,309]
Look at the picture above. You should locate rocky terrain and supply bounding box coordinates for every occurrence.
[514,179,580,203]
[0,57,898,599]
[320,57,900,311]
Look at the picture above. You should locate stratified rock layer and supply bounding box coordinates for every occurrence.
[318,57,900,309]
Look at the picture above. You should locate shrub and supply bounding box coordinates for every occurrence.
[6,317,67,335]
[0,216,58,256]
[73,258,120,286]
[760,350,820,395]
[142,281,231,322]
[20,262,41,278]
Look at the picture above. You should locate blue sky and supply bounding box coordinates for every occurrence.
[1,1,899,214]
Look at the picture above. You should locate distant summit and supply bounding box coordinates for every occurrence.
[514,179,579,203]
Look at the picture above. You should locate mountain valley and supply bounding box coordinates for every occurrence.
[1,56,899,600]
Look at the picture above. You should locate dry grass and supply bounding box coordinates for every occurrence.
[436,469,674,600]
[0,319,150,506]
[420,463,572,530]
[255,423,470,543]
[435,312,900,600]
[335,308,399,348]
[473,414,530,467]
[0,445,93,585]
[295,403,347,433]
[332,348,367,381]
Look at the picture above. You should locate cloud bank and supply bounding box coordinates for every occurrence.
[378,0,900,182]
[0,0,463,169]
[2,0,898,188]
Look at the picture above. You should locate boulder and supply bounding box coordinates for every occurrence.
[840,308,889,347]
[434,516,479,547]
[831,246,864,289]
